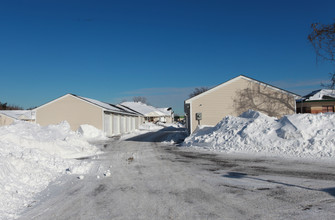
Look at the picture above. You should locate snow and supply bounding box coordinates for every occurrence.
[120,102,166,117]
[18,127,335,219]
[0,121,102,219]
[157,107,173,116]
[184,110,335,158]
[303,89,335,100]
[0,110,35,120]
[77,124,108,140]
[76,95,137,116]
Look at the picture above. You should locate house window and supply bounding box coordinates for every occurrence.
[297,107,310,113]
[322,105,334,113]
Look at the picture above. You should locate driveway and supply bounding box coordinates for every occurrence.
[19,127,335,220]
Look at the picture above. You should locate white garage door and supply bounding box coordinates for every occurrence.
[104,114,113,137]
[113,114,120,135]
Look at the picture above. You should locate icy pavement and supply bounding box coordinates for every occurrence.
[18,127,335,220]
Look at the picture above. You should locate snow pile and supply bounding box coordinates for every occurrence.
[139,122,164,131]
[0,121,101,219]
[184,110,335,158]
[77,124,108,140]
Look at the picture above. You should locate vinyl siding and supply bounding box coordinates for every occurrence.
[0,114,14,126]
[36,95,103,131]
[188,77,296,133]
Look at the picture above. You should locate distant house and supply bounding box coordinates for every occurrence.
[35,94,143,137]
[296,89,335,114]
[184,75,300,134]
[0,110,35,126]
[157,107,174,123]
[120,102,173,123]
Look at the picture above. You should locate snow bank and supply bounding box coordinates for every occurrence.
[0,121,101,219]
[184,110,335,158]
[77,124,108,140]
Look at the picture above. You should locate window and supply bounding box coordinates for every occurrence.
[322,105,334,113]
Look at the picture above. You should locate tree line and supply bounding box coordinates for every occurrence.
[0,101,23,110]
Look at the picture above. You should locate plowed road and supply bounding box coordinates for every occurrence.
[20,127,335,220]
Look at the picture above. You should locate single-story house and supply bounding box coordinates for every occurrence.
[35,94,144,137]
[120,102,173,123]
[0,110,35,126]
[184,75,300,134]
[296,89,335,114]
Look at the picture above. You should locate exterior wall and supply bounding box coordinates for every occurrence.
[296,101,335,114]
[165,116,173,124]
[36,95,103,131]
[186,77,296,133]
[0,114,14,126]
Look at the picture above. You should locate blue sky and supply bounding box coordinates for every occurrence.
[1,0,334,114]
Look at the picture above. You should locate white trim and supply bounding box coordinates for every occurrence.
[189,102,193,134]
[102,109,105,132]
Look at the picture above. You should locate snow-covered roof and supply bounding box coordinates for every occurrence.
[76,95,123,112]
[116,104,143,115]
[120,102,167,117]
[157,107,173,116]
[302,89,335,101]
[0,110,35,120]
[75,95,142,116]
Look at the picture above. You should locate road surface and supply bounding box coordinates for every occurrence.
[19,127,335,219]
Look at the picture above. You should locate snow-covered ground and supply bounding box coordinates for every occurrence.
[3,115,335,219]
[0,120,182,219]
[0,121,103,219]
[184,110,335,158]
[19,126,335,220]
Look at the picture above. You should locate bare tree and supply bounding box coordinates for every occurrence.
[133,96,148,104]
[233,82,295,118]
[321,72,335,90]
[308,20,335,89]
[189,87,209,98]
[308,21,335,63]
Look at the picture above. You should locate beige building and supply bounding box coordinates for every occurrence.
[35,94,144,136]
[184,75,299,134]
